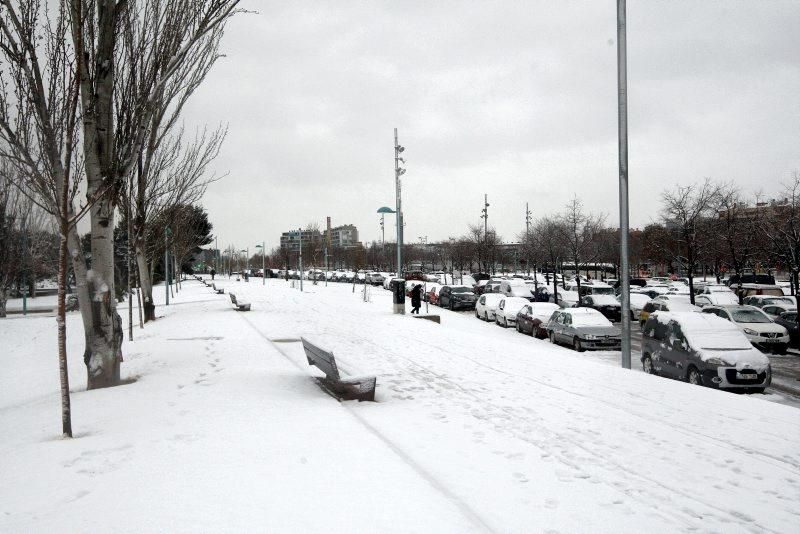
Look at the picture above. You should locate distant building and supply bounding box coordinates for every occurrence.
[330,224,360,248]
[279,228,322,251]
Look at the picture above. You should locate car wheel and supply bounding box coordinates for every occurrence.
[642,354,654,374]
[687,366,702,386]
[573,337,584,352]
[449,301,454,311]
[549,331,556,344]
[751,387,766,394]
[475,310,480,319]
[503,317,508,328]
[484,312,489,321]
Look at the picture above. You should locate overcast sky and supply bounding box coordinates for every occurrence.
[180,1,800,252]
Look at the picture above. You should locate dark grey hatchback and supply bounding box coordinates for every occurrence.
[641,311,771,392]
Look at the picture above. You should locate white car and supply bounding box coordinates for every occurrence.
[702,305,789,354]
[623,292,652,321]
[743,295,797,308]
[551,289,580,308]
[495,297,533,327]
[475,293,505,322]
[761,303,796,320]
[499,280,535,300]
[694,292,739,307]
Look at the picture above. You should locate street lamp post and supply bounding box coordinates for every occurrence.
[617,0,632,369]
[255,242,266,285]
[394,128,406,278]
[298,228,303,292]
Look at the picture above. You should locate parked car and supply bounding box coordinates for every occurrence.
[774,311,800,348]
[551,289,580,308]
[734,283,784,300]
[641,311,771,392]
[476,293,505,321]
[516,302,561,337]
[546,308,621,352]
[495,297,533,328]
[480,280,500,294]
[701,305,789,354]
[694,292,740,307]
[640,299,700,328]
[425,283,441,305]
[626,293,652,321]
[499,280,535,301]
[438,285,477,310]
[368,272,385,286]
[760,303,796,320]
[696,283,734,295]
[474,279,490,295]
[579,294,621,322]
[742,295,796,308]
[727,273,776,286]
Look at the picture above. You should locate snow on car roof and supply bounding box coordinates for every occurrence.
[653,311,753,351]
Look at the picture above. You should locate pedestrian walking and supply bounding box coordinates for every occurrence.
[210,268,216,280]
[410,283,422,314]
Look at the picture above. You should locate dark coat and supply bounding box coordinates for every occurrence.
[410,285,422,307]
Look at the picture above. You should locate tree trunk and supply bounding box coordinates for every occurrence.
[84,199,123,389]
[0,287,6,318]
[57,233,73,437]
[136,247,156,322]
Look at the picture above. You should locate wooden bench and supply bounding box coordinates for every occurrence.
[301,337,376,401]
[229,293,250,311]
[212,283,224,294]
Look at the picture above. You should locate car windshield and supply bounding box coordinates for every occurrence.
[452,287,473,294]
[783,312,798,321]
[730,309,771,323]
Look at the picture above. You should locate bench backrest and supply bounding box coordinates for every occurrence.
[301,338,340,381]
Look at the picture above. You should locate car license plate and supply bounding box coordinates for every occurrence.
[764,338,779,343]
[737,372,757,380]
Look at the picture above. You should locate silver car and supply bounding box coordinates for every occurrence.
[546,307,621,352]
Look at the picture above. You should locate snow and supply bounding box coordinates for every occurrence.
[568,308,613,327]
[1,278,799,532]
[589,295,620,306]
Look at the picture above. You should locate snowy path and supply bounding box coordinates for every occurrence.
[1,277,798,532]
[227,279,800,533]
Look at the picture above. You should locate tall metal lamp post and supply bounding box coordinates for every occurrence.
[617,0,632,369]
[394,128,406,278]
[255,242,265,285]
[377,206,396,272]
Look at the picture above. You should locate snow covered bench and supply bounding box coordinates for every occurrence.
[212,283,224,294]
[229,293,250,311]
[301,338,376,402]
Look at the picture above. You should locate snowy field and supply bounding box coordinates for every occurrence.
[1,277,799,533]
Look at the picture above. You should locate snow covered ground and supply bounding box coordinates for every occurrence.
[1,277,799,532]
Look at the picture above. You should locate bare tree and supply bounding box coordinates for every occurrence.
[763,173,800,300]
[62,0,242,388]
[557,196,605,295]
[711,184,764,303]
[533,217,566,304]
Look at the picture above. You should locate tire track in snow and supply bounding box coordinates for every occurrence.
[346,333,788,533]
[233,310,496,534]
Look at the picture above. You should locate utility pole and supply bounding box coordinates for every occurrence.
[526,202,532,276]
[480,194,489,273]
[617,0,632,370]
[298,228,304,292]
[395,128,406,278]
